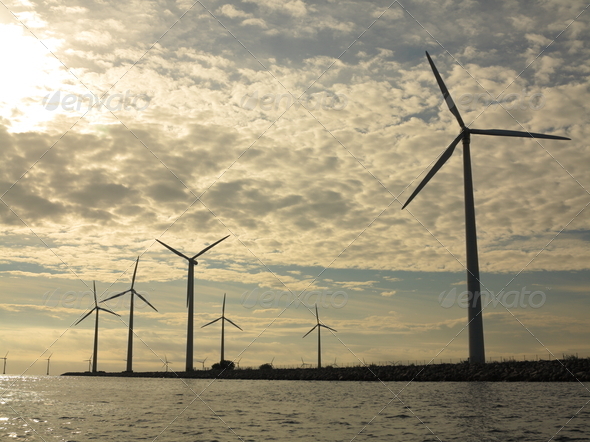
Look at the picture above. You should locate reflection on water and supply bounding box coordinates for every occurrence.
[0,375,588,441]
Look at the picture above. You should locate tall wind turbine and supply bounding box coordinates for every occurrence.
[303,305,337,368]
[101,257,157,372]
[402,51,570,364]
[1,352,7,374]
[45,353,52,376]
[201,293,243,363]
[74,281,119,373]
[156,235,229,372]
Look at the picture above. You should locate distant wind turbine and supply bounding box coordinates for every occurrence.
[162,355,172,372]
[46,353,53,376]
[156,235,229,371]
[402,51,570,364]
[84,355,92,372]
[302,305,337,368]
[201,293,243,363]
[74,281,119,373]
[196,357,208,370]
[101,257,157,372]
[1,352,8,374]
[300,357,311,368]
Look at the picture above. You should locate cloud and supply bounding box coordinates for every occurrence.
[381,290,396,297]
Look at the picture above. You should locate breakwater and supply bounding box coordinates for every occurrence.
[62,357,590,382]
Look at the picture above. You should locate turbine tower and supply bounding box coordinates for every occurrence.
[1,352,8,374]
[45,353,52,376]
[74,281,119,373]
[101,257,158,372]
[403,51,570,364]
[303,305,337,368]
[157,235,229,371]
[201,293,243,363]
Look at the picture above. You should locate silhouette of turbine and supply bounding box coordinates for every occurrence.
[196,357,208,370]
[45,353,52,376]
[84,355,92,372]
[162,355,172,372]
[403,51,570,364]
[201,293,243,363]
[74,281,119,373]
[300,357,311,368]
[157,235,229,371]
[302,305,336,368]
[1,352,8,374]
[101,257,157,372]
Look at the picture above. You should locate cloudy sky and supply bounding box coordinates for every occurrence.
[0,0,588,375]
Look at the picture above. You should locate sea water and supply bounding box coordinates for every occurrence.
[0,375,588,441]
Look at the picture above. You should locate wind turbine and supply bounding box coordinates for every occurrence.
[302,305,337,368]
[101,257,157,372]
[156,235,229,371]
[196,357,208,370]
[402,51,570,364]
[162,355,172,372]
[300,357,311,368]
[201,293,243,363]
[1,352,8,374]
[84,355,92,372]
[45,353,53,376]
[74,281,119,373]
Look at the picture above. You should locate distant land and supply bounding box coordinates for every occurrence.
[62,358,590,382]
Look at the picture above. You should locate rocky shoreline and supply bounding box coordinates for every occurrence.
[62,358,590,382]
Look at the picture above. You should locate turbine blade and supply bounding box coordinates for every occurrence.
[135,292,158,312]
[156,239,190,260]
[222,293,226,315]
[426,51,465,128]
[469,128,570,140]
[320,324,337,332]
[402,132,463,209]
[201,317,222,328]
[315,304,319,324]
[130,257,139,289]
[192,235,230,259]
[74,308,96,326]
[98,307,120,317]
[100,290,130,303]
[302,325,318,338]
[93,281,97,306]
[225,317,243,331]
